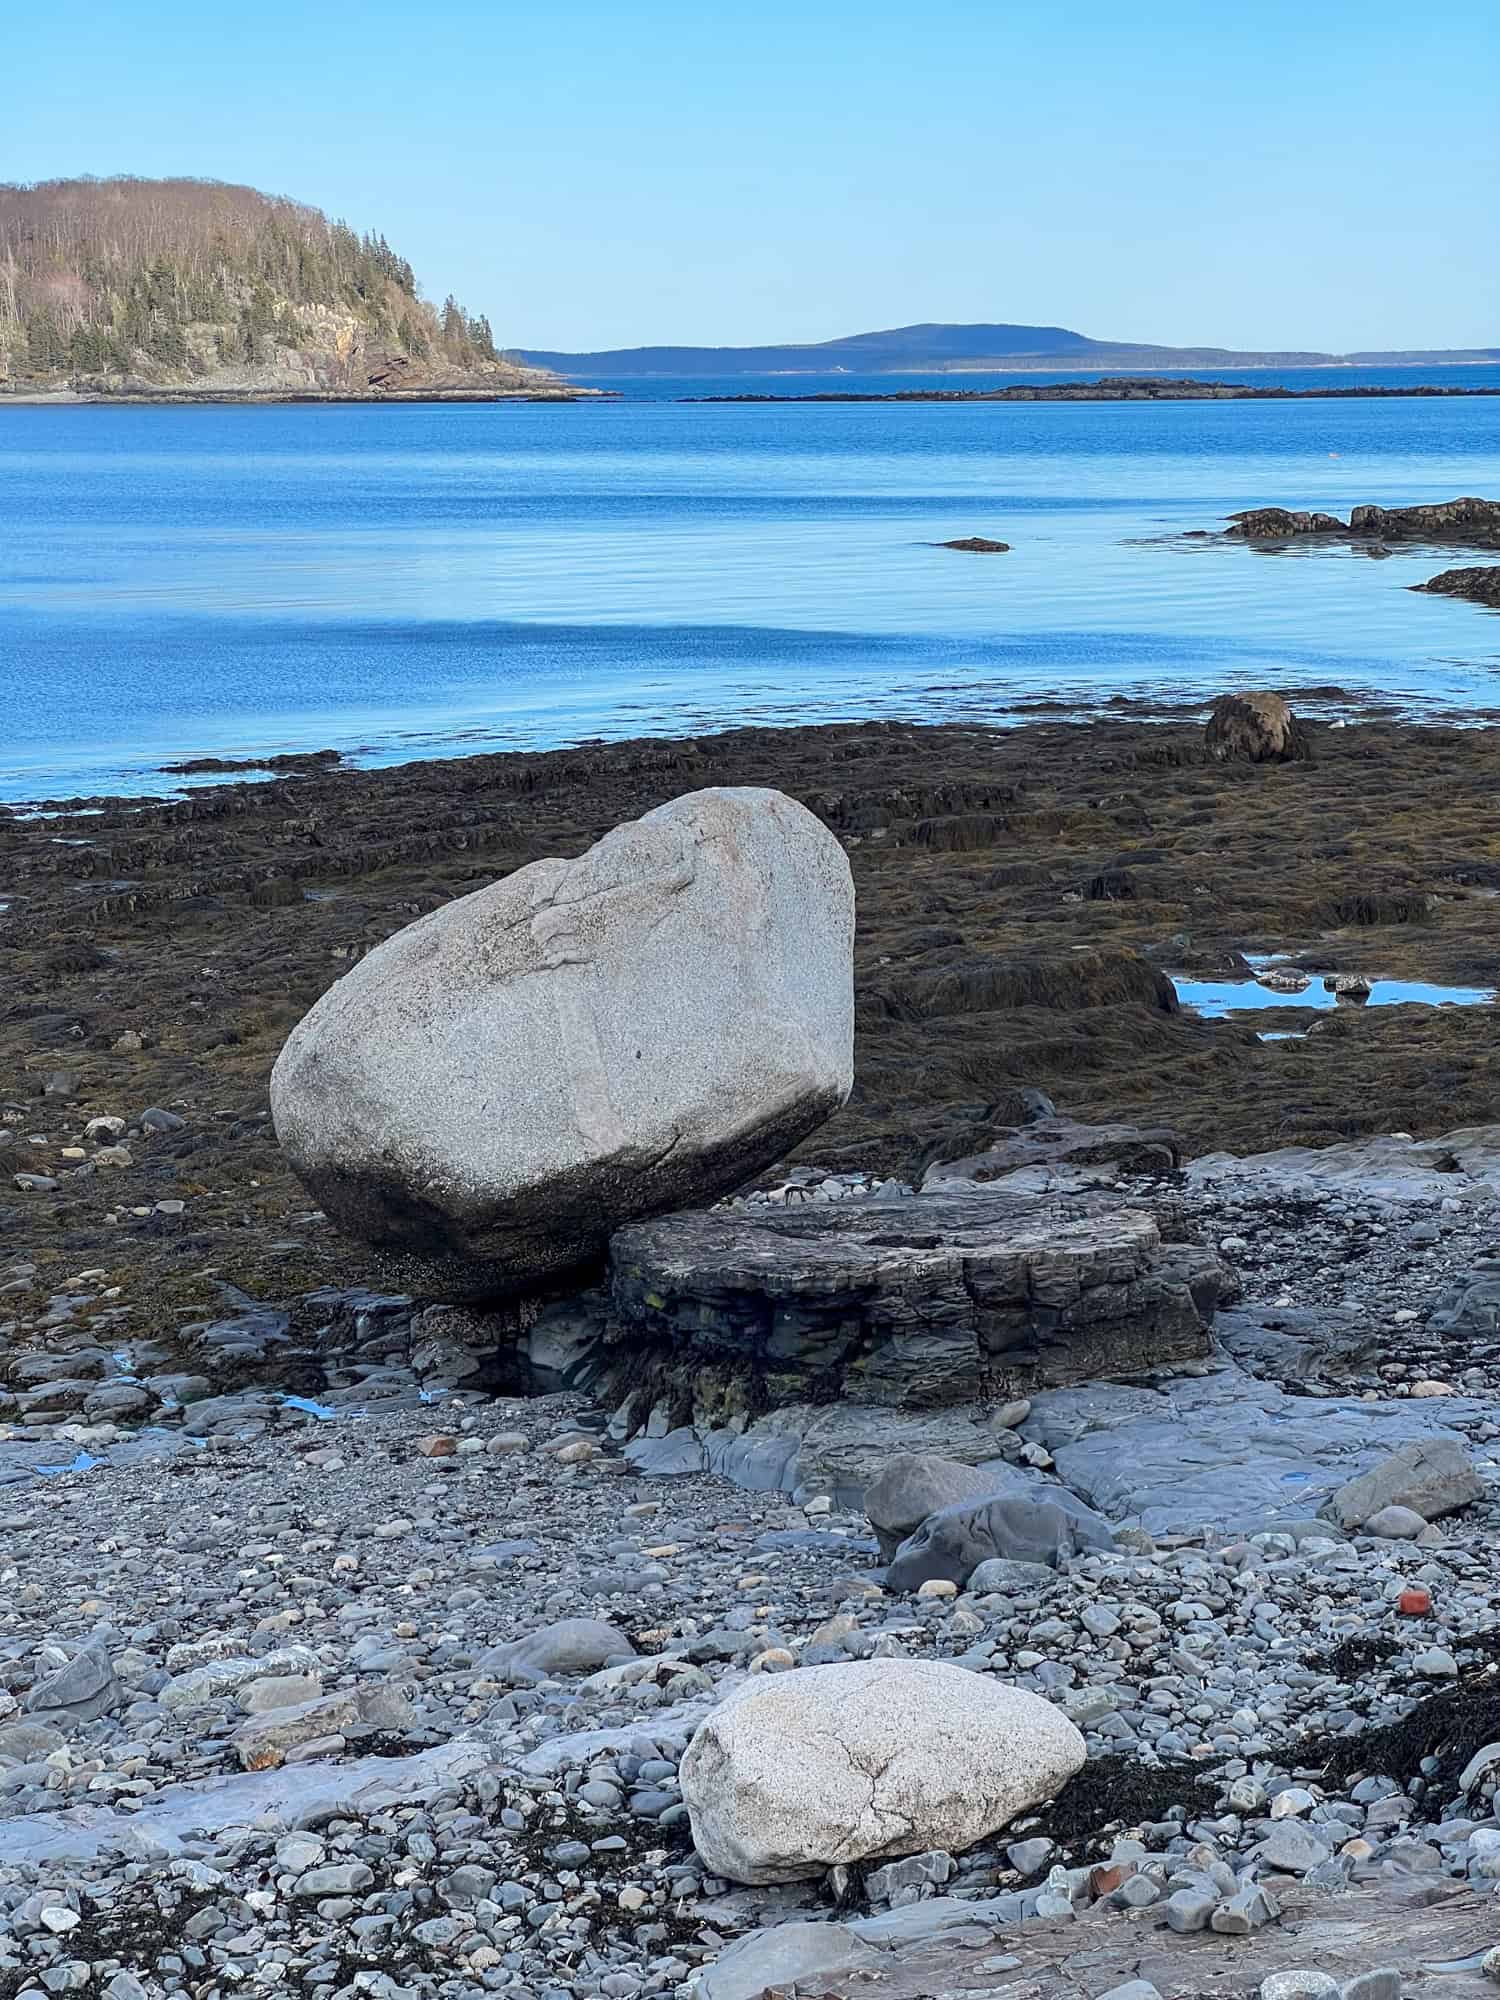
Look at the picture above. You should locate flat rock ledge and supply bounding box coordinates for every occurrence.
[586,1187,1231,1426]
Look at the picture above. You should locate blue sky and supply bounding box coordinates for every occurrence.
[8,0,1497,352]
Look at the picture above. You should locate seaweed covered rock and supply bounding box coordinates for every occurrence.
[1415,566,1500,609]
[679,1660,1085,1884]
[922,1114,1181,1193]
[271,787,855,1302]
[1205,692,1311,765]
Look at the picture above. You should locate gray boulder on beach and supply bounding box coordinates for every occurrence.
[679,1660,1085,1884]
[885,1483,1116,1591]
[271,787,855,1301]
[1323,1438,1484,1532]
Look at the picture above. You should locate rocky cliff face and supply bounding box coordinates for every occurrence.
[0,176,557,399]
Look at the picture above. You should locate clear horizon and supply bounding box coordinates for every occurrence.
[9,0,1498,354]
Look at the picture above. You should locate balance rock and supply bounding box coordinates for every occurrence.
[271,787,855,1301]
[679,1659,1085,1884]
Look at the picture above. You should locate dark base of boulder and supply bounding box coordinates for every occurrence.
[296,1084,846,1305]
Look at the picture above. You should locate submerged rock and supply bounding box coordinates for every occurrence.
[679,1659,1085,1884]
[271,787,855,1301]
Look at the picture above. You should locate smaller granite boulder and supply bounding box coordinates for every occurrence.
[886,1485,1116,1592]
[474,1618,636,1686]
[680,1659,1085,1884]
[1324,1438,1483,1531]
[865,1453,1015,1561]
[1205,692,1310,765]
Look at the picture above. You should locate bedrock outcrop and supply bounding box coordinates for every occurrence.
[600,1186,1233,1419]
[270,787,854,1302]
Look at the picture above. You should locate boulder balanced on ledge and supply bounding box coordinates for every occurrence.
[271,787,855,1302]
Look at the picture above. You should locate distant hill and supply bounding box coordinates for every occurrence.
[0,177,555,399]
[518,321,1499,378]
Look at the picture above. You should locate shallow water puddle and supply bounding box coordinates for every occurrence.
[1175,969,1494,1018]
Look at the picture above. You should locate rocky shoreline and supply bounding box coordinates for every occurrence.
[8,715,1500,1998]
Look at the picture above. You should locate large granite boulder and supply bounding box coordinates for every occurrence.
[607,1188,1231,1415]
[679,1660,1085,1884]
[271,788,855,1301]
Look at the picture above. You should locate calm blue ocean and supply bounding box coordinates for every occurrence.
[2,365,1499,801]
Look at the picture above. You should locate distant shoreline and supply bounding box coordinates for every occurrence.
[0,386,605,407]
[690,378,1500,405]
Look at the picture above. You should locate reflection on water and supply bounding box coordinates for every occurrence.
[1175,972,1494,1016]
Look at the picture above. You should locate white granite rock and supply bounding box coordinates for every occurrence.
[271,786,855,1300]
[679,1659,1085,1884]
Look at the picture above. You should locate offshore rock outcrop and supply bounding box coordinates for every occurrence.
[1414,565,1500,609]
[1225,496,1500,546]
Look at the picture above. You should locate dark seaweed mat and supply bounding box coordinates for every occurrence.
[1295,1663,1500,1792]
[1017,1754,1223,1859]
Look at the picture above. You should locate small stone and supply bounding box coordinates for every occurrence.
[416,1434,456,1457]
[1213,1882,1281,1934]
[617,1885,649,1912]
[1364,1506,1427,1540]
[1261,1976,1339,2000]
[749,1648,795,1673]
[1413,1647,1459,1679]
[1342,1972,1403,2000]
[556,1439,598,1465]
[488,1433,528,1455]
[1165,1887,1218,1933]
[1480,1945,1500,1982]
[917,1578,958,1599]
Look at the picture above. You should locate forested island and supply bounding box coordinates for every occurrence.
[0,177,570,401]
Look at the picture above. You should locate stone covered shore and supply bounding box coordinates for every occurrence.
[8,717,1500,1998]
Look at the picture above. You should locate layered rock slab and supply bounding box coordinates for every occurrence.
[271,787,854,1301]
[608,1188,1230,1414]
